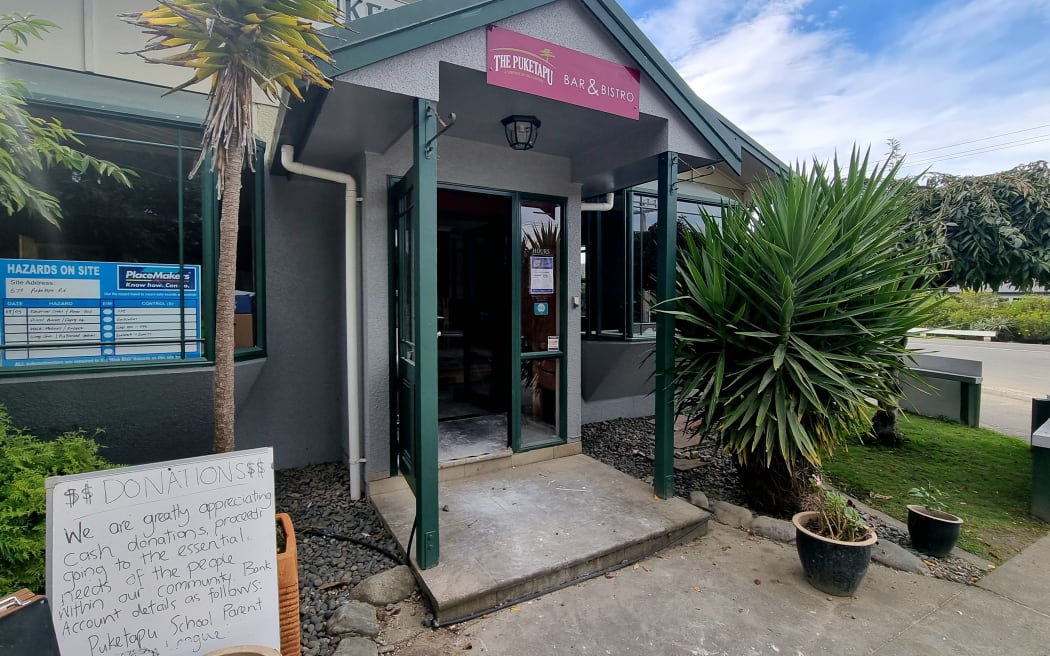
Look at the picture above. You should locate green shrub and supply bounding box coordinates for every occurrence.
[0,407,114,592]
[669,149,940,514]
[926,293,1050,342]
[1012,310,1050,342]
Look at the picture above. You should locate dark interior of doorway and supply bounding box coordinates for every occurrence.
[437,189,512,462]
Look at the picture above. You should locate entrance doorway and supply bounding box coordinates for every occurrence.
[436,189,512,462]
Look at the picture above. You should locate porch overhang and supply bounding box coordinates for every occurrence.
[272,0,785,183]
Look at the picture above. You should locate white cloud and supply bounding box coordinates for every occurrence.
[637,0,1050,174]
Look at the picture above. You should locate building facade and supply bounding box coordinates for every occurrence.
[0,0,781,565]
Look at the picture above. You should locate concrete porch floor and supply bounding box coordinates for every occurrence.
[371,453,711,623]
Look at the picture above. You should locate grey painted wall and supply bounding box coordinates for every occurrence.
[580,340,656,423]
[235,175,348,468]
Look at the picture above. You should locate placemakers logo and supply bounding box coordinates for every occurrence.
[491,46,556,85]
[117,265,197,291]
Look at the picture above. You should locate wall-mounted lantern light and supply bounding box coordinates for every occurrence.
[501,115,541,151]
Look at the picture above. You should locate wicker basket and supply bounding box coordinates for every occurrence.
[275,513,301,656]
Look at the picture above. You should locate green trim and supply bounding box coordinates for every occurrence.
[202,154,219,362]
[626,189,635,339]
[10,61,208,128]
[413,98,440,569]
[521,351,563,360]
[653,152,678,500]
[387,175,401,478]
[515,193,569,448]
[961,382,982,428]
[323,0,558,76]
[517,437,563,452]
[241,143,268,357]
[510,192,523,453]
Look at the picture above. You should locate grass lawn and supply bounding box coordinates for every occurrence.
[823,415,1048,563]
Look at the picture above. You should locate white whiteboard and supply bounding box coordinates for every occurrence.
[45,448,280,656]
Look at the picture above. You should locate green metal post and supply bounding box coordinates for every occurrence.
[413,98,440,568]
[960,382,981,427]
[654,152,678,499]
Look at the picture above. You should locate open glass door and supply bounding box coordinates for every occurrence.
[513,197,567,450]
[389,99,439,568]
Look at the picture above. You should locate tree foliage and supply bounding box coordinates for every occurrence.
[121,1,342,452]
[0,13,133,225]
[909,160,1050,291]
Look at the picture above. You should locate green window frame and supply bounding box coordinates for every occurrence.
[581,188,725,341]
[0,104,266,376]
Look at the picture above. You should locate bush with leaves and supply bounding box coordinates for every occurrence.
[668,149,940,515]
[0,12,132,225]
[908,161,1050,291]
[0,407,115,592]
[926,292,1050,342]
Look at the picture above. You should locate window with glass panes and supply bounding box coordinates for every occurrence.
[0,106,264,372]
[581,190,723,340]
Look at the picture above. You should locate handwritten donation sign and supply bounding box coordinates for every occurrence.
[487,25,641,119]
[0,258,202,368]
[45,449,279,656]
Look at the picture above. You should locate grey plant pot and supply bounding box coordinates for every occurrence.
[793,511,877,596]
[907,504,963,558]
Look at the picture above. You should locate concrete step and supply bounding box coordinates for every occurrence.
[371,453,710,624]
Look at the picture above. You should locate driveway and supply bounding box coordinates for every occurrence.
[908,337,1050,439]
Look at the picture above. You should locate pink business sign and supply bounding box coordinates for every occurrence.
[487,25,641,120]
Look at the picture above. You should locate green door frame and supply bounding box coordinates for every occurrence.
[511,192,569,452]
[388,98,440,569]
[653,151,678,499]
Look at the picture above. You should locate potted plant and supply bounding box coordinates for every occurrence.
[906,486,963,557]
[275,513,300,656]
[793,475,877,596]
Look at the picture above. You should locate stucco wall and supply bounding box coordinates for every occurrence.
[580,340,656,423]
[0,361,258,466]
[234,175,348,468]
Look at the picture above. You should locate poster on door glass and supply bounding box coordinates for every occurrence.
[530,255,554,295]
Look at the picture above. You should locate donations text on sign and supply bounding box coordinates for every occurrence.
[486,26,641,119]
[45,448,279,656]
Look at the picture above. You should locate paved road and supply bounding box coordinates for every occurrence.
[909,337,1050,439]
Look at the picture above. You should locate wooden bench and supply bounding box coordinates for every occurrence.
[909,328,997,341]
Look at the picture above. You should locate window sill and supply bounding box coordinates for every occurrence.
[581,334,657,343]
[0,349,267,379]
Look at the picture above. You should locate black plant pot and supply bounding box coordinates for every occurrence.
[793,511,877,596]
[907,504,963,557]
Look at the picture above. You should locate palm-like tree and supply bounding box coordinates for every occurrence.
[122,1,342,452]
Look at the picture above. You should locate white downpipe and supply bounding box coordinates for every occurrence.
[580,193,615,212]
[280,145,364,501]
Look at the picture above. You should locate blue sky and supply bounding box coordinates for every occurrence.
[624,0,1050,175]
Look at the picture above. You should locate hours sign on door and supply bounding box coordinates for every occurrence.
[0,258,201,367]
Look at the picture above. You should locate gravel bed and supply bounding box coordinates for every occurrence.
[582,417,988,585]
[275,463,402,656]
[582,416,748,506]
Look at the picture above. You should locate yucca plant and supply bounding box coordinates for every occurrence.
[668,148,941,514]
[122,1,342,452]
